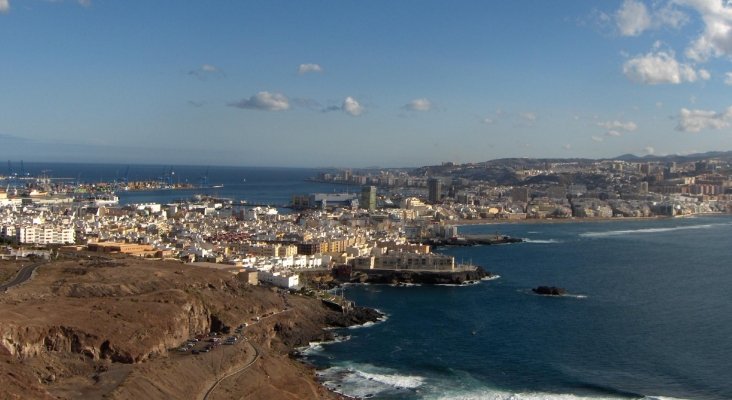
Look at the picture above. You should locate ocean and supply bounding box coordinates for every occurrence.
[10,162,732,399]
[7,162,346,205]
[302,216,732,400]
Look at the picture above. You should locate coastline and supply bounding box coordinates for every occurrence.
[452,212,731,227]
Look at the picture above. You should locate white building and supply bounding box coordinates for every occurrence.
[16,225,75,244]
[258,270,299,288]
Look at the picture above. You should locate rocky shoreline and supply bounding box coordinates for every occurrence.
[350,266,493,285]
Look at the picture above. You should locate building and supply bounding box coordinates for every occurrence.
[87,242,157,257]
[258,270,299,288]
[511,187,529,202]
[350,252,455,271]
[428,178,442,204]
[360,186,377,212]
[291,193,358,209]
[16,225,75,245]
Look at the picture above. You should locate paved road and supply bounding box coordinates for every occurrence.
[0,262,43,292]
[202,339,260,400]
[201,308,292,400]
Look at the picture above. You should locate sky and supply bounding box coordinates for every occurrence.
[2,0,732,168]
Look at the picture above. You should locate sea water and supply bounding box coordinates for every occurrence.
[12,163,732,399]
[303,216,732,400]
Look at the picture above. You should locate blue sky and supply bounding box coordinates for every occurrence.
[2,0,732,167]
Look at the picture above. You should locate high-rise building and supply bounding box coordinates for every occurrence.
[511,187,529,202]
[428,178,442,204]
[360,185,377,211]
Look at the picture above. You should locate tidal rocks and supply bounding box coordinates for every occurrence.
[355,266,492,285]
[532,286,567,296]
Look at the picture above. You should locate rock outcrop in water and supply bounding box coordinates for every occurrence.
[353,266,493,285]
[532,286,567,296]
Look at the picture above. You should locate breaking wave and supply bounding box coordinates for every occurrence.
[317,363,425,398]
[580,223,729,238]
[523,238,562,244]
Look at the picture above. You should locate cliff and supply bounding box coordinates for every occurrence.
[0,256,378,400]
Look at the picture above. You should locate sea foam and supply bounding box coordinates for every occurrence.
[579,223,729,238]
[523,238,561,244]
[317,363,425,398]
[424,388,692,400]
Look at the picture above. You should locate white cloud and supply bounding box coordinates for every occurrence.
[297,63,323,75]
[622,50,706,84]
[615,0,688,36]
[342,96,364,116]
[78,0,91,6]
[725,72,732,85]
[676,106,732,132]
[591,135,604,142]
[402,98,432,112]
[677,0,732,61]
[616,0,652,36]
[644,146,656,155]
[562,144,572,150]
[0,0,9,13]
[598,120,638,131]
[698,68,711,80]
[228,91,290,111]
[189,64,224,79]
[520,112,537,123]
[606,130,623,137]
[482,118,494,124]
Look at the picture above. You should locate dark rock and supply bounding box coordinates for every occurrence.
[532,286,567,296]
[352,266,492,285]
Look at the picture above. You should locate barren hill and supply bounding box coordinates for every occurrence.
[0,256,372,400]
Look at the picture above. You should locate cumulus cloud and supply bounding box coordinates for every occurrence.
[598,120,638,131]
[677,0,732,61]
[591,135,604,142]
[562,144,572,150]
[188,64,224,79]
[725,72,732,85]
[228,91,290,111]
[622,49,708,84]
[0,0,9,13]
[78,0,91,6]
[402,98,432,112]
[615,0,688,36]
[342,96,364,116]
[676,106,732,132]
[297,63,323,75]
[616,0,652,36]
[482,117,494,125]
[643,146,656,155]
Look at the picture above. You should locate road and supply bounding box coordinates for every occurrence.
[200,308,291,400]
[0,262,44,292]
[201,339,259,400]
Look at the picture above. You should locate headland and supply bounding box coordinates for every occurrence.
[0,255,380,400]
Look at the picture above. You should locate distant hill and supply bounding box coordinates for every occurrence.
[611,151,732,163]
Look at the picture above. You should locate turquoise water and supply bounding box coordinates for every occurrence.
[303,216,732,400]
